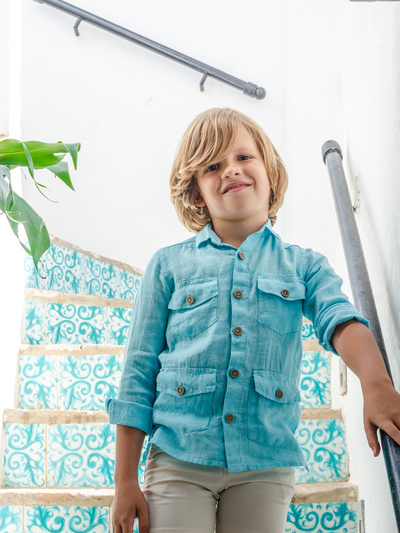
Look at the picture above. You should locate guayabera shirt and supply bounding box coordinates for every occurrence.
[106,219,369,473]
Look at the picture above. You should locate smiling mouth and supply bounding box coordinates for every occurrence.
[224,184,251,194]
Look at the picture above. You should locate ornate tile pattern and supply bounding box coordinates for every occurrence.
[84,257,118,298]
[300,351,331,409]
[18,355,57,410]
[47,423,115,488]
[58,354,123,410]
[24,244,141,301]
[24,243,83,294]
[25,506,109,532]
[3,423,46,488]
[295,418,348,483]
[24,301,46,345]
[285,501,358,532]
[109,307,132,346]
[46,303,107,345]
[301,322,317,341]
[0,506,23,532]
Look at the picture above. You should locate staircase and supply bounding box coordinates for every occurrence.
[0,237,359,532]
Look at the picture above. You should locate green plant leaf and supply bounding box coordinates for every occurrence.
[21,142,35,179]
[47,161,75,190]
[0,164,10,180]
[0,139,81,169]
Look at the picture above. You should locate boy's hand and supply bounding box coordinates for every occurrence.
[362,380,400,456]
[112,480,150,533]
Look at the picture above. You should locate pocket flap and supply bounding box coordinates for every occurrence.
[257,277,305,301]
[253,370,300,403]
[168,279,218,310]
[156,368,217,397]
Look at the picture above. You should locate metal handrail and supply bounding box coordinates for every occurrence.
[33,0,266,100]
[322,140,400,531]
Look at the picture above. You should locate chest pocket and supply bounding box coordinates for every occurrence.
[257,277,305,335]
[167,279,218,338]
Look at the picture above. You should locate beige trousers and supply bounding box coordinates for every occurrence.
[142,443,295,533]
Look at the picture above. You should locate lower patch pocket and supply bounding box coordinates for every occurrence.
[153,368,217,434]
[247,370,301,445]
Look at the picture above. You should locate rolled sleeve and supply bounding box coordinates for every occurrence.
[303,248,370,356]
[106,249,171,431]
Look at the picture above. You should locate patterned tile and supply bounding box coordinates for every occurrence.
[84,257,118,298]
[286,501,358,532]
[0,506,23,532]
[18,355,57,410]
[25,505,109,532]
[3,423,46,488]
[46,303,107,344]
[58,354,123,411]
[301,322,317,341]
[109,307,132,345]
[47,423,115,488]
[117,268,141,300]
[295,418,348,483]
[24,301,46,345]
[24,243,83,294]
[300,351,331,409]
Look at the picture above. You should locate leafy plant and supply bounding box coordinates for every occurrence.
[0,139,80,273]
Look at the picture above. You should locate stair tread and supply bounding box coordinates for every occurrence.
[0,482,358,506]
[25,288,133,308]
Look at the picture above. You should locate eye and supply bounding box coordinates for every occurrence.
[238,155,251,161]
[205,163,220,173]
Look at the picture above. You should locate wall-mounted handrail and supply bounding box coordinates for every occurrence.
[322,140,400,531]
[33,0,266,100]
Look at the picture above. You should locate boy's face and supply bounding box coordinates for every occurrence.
[194,126,271,229]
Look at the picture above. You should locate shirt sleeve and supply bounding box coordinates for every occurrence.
[303,248,370,356]
[105,248,171,433]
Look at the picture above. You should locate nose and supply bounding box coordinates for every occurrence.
[222,159,241,179]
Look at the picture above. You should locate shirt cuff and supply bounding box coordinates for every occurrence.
[321,314,370,356]
[106,398,152,434]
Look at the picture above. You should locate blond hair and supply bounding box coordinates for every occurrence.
[170,108,288,233]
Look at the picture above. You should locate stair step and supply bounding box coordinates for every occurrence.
[2,410,348,489]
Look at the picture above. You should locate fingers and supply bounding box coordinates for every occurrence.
[138,502,150,533]
[364,419,381,457]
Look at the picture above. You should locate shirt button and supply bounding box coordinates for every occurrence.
[281,289,289,298]
[233,327,242,336]
[230,369,239,378]
[276,389,284,399]
[186,295,194,304]
[225,414,235,423]
[239,252,245,260]
[177,386,185,395]
[234,290,243,299]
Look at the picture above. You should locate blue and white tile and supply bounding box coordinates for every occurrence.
[0,506,23,532]
[118,268,141,300]
[109,307,132,345]
[295,418,348,483]
[46,303,107,344]
[301,322,317,341]
[84,257,118,299]
[18,355,57,410]
[24,301,46,345]
[47,423,115,488]
[286,502,358,533]
[25,506,109,533]
[58,354,123,411]
[300,351,331,409]
[3,423,46,488]
[25,244,83,294]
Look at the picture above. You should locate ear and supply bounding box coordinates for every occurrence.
[193,186,206,208]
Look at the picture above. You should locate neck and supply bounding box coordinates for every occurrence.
[211,217,269,249]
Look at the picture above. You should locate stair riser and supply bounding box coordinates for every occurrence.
[0,501,358,532]
[2,419,348,489]
[25,243,141,299]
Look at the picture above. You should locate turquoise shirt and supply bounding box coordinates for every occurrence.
[106,219,369,473]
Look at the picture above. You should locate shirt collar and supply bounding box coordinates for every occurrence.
[195,218,279,248]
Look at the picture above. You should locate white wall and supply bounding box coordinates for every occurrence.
[341,2,400,532]
[17,0,398,531]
